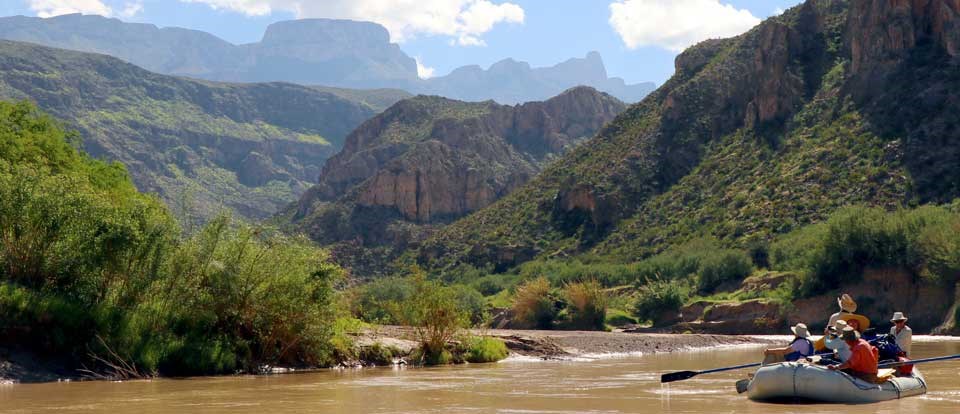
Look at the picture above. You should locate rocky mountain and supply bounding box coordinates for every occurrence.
[0,40,388,220]
[0,14,654,104]
[419,52,655,104]
[289,87,625,276]
[0,14,418,88]
[416,0,960,272]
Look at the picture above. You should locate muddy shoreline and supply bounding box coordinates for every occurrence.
[1,329,781,384]
[361,326,781,360]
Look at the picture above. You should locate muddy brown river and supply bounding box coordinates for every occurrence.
[2,337,958,413]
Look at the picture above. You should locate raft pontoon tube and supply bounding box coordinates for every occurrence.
[746,362,926,403]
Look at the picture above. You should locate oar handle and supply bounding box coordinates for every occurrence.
[878,353,960,368]
[698,361,761,375]
[696,351,837,375]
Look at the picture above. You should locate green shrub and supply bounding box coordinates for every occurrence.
[0,101,348,376]
[398,266,468,365]
[696,250,753,294]
[463,336,509,363]
[359,343,400,365]
[511,277,558,329]
[605,309,638,327]
[563,280,608,330]
[352,277,412,324]
[633,280,690,325]
[770,205,960,296]
[450,284,488,325]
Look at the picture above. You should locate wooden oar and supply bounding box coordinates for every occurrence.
[878,353,960,368]
[660,352,836,383]
[660,361,763,383]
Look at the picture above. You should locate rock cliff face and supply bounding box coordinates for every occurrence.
[419,0,960,273]
[848,0,960,75]
[291,87,624,276]
[0,40,378,220]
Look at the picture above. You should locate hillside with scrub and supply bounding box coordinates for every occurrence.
[0,40,394,222]
[396,0,960,332]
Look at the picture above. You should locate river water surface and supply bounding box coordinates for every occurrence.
[2,337,959,413]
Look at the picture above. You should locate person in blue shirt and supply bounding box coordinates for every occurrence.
[763,323,814,364]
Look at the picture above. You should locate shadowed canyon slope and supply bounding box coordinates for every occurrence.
[415,0,960,273]
[0,40,386,220]
[289,87,625,276]
[0,14,654,104]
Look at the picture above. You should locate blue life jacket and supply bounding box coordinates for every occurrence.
[785,337,814,361]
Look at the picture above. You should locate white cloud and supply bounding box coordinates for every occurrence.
[119,1,144,18]
[179,0,524,46]
[774,7,785,16]
[609,0,761,52]
[28,0,112,17]
[415,57,435,79]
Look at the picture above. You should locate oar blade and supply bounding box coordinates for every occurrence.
[660,370,698,383]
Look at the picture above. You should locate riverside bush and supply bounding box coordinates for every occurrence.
[696,250,753,294]
[398,267,468,365]
[563,280,608,330]
[463,336,509,363]
[511,277,558,329]
[0,101,347,377]
[770,205,960,296]
[633,280,690,325]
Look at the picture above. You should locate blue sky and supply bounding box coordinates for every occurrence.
[2,0,804,84]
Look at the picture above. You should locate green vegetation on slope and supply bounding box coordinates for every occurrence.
[0,101,349,377]
[0,40,379,221]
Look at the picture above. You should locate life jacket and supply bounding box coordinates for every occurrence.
[785,337,815,361]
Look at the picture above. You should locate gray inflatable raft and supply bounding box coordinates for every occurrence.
[747,362,926,403]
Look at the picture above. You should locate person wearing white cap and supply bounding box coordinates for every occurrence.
[823,319,852,362]
[889,312,912,356]
[763,323,814,364]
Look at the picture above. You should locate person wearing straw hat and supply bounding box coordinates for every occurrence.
[828,326,881,383]
[823,319,852,363]
[889,312,912,356]
[826,293,871,332]
[763,323,814,364]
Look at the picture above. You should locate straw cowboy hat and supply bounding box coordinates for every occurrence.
[829,319,848,332]
[838,313,871,331]
[838,293,857,313]
[890,312,908,322]
[791,323,811,338]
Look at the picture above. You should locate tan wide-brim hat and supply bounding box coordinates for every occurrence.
[791,323,811,338]
[829,319,848,332]
[838,313,870,331]
[891,312,908,322]
[838,293,857,313]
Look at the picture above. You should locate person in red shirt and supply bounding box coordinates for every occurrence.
[827,326,880,383]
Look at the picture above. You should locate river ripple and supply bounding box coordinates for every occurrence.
[1,337,958,413]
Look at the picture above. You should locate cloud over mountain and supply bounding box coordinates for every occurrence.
[609,0,761,51]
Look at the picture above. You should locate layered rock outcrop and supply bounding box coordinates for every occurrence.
[291,87,624,276]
